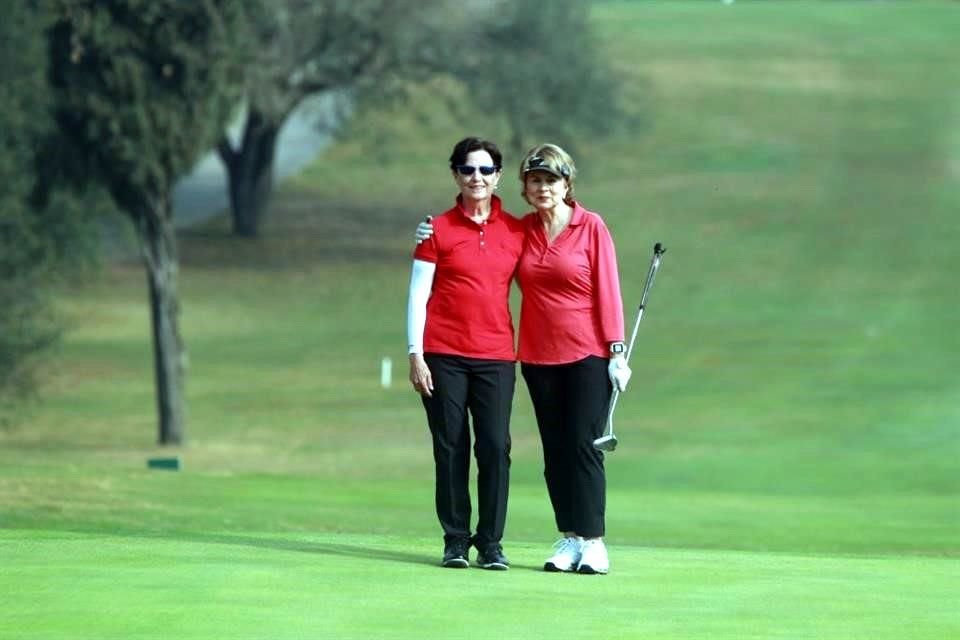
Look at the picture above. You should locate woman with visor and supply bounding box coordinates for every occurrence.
[406,137,524,570]
[414,143,631,574]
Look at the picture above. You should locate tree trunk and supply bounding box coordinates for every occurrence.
[219,108,280,238]
[135,199,185,445]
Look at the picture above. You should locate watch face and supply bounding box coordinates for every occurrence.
[611,343,625,354]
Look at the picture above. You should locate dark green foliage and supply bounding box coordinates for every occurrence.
[1,3,114,424]
[43,0,245,443]
[46,0,242,215]
[0,3,58,419]
[455,0,628,154]
[342,0,632,160]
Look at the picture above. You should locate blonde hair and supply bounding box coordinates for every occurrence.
[519,143,577,205]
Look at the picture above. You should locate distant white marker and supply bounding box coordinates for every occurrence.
[381,357,393,388]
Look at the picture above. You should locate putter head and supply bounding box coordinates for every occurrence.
[593,434,618,452]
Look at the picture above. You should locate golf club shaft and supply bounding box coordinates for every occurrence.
[599,244,665,440]
[626,253,662,360]
[604,388,622,435]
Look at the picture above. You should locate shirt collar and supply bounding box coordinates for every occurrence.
[526,201,586,228]
[456,194,502,223]
[568,201,586,226]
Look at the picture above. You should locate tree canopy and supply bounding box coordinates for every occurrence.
[43,0,245,444]
[0,3,59,419]
[219,0,453,236]
[449,0,627,155]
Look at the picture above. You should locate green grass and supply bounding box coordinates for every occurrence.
[3,530,957,640]
[2,1,960,638]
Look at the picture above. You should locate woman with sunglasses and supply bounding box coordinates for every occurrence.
[415,143,631,575]
[407,137,524,570]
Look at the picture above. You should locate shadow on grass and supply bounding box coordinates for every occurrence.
[6,525,552,571]
[185,531,435,567]
[165,532,548,572]
[7,526,436,567]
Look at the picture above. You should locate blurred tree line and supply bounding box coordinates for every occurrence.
[1,3,57,423]
[1,2,107,423]
[1,0,627,443]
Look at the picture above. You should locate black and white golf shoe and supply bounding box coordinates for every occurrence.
[441,539,470,568]
[475,543,509,570]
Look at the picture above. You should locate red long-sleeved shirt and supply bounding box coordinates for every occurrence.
[413,195,524,361]
[517,202,624,365]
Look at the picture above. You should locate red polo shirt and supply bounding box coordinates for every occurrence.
[517,202,625,365]
[413,195,524,361]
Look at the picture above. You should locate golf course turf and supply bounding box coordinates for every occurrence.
[2,2,958,638]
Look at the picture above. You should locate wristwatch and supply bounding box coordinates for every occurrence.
[609,342,625,355]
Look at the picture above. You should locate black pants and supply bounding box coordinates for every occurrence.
[521,355,611,538]
[422,354,515,549]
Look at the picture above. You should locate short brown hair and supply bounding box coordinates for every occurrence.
[449,137,503,170]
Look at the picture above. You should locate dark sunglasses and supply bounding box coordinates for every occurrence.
[455,164,498,176]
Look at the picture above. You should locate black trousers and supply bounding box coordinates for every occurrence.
[521,355,611,538]
[422,354,515,549]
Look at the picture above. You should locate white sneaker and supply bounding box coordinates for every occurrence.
[543,536,582,572]
[577,538,609,574]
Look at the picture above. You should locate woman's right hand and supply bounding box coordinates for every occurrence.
[415,216,434,244]
[409,354,434,397]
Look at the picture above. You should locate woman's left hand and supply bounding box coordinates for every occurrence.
[409,354,434,397]
[608,356,632,392]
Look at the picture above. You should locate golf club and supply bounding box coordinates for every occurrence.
[593,242,667,452]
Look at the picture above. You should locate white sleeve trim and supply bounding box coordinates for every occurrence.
[406,260,436,354]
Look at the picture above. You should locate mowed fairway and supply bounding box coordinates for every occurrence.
[2,2,959,638]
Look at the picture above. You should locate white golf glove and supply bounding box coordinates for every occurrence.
[608,355,631,392]
[415,216,434,244]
